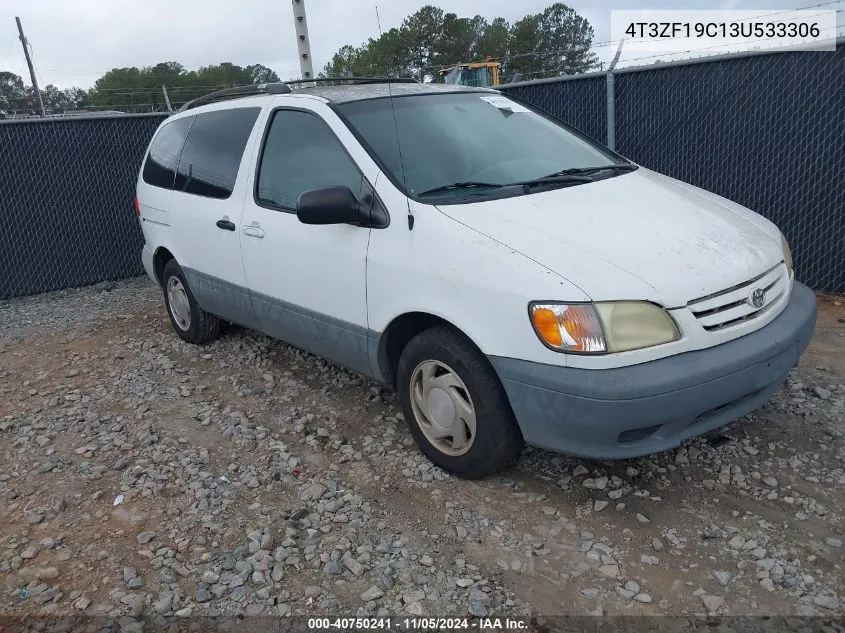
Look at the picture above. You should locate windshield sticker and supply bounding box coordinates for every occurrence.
[479,95,530,113]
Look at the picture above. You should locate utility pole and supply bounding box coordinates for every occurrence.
[15,17,46,117]
[291,0,315,86]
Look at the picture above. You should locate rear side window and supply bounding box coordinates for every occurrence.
[142,116,193,190]
[174,107,260,199]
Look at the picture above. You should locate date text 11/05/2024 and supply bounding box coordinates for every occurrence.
[307,617,529,630]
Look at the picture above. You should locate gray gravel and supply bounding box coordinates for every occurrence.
[0,279,843,625]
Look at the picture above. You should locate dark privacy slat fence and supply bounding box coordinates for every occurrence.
[1,42,843,300]
[0,114,166,299]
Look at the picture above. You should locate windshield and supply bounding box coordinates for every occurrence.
[335,92,628,202]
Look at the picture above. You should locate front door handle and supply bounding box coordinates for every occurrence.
[216,219,236,231]
[243,223,265,239]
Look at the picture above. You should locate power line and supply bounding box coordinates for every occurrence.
[1,37,16,61]
[724,0,842,23]
[86,85,234,92]
[36,65,303,76]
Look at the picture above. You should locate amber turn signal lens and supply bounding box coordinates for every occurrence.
[531,306,563,348]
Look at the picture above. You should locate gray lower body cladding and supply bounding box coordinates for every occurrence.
[182,267,377,378]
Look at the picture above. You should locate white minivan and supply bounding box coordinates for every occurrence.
[136,80,816,478]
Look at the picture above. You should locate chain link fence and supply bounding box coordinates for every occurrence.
[1,43,843,299]
[0,114,166,299]
[502,40,845,294]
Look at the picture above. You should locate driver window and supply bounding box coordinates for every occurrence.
[257,110,363,212]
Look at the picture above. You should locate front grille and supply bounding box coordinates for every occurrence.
[687,264,788,332]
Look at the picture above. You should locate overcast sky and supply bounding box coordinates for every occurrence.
[0,0,840,90]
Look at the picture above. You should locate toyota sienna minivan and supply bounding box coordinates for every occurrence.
[136,80,816,478]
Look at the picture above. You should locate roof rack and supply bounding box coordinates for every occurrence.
[178,76,420,112]
[178,83,292,112]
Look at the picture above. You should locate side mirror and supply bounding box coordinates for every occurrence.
[296,186,361,225]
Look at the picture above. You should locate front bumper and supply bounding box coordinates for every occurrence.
[490,281,817,459]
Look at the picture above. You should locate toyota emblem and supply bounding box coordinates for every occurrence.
[750,287,766,308]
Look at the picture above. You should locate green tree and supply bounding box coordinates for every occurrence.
[40,84,88,112]
[508,15,544,80]
[321,44,366,77]
[401,6,444,80]
[87,62,281,112]
[536,3,598,75]
[322,3,598,84]
[0,71,87,114]
[433,13,478,69]
[365,28,415,76]
[0,71,29,111]
[507,4,597,80]
[320,28,414,79]
[473,17,510,62]
[247,64,280,84]
[88,67,160,111]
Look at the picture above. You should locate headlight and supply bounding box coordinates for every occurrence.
[781,234,793,278]
[529,301,681,354]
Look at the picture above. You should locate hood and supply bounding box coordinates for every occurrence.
[435,168,783,307]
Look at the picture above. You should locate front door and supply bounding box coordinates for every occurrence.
[239,102,374,375]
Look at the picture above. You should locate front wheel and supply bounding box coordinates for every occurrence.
[396,326,523,479]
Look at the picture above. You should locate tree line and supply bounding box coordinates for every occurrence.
[321,3,598,82]
[0,62,279,115]
[1,71,87,114]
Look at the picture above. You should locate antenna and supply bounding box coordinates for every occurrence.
[375,5,414,230]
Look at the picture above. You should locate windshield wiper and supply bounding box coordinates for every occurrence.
[509,164,638,191]
[415,165,637,198]
[508,174,594,190]
[417,181,506,197]
[540,164,638,178]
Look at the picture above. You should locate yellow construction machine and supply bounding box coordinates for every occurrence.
[438,60,502,88]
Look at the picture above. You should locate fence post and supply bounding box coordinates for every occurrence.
[606,72,616,150]
[162,85,173,113]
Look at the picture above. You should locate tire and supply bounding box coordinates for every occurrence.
[161,259,221,344]
[396,325,523,479]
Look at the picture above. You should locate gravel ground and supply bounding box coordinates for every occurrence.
[1,279,843,631]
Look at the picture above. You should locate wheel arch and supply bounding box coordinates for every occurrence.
[374,311,487,388]
[153,246,176,286]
